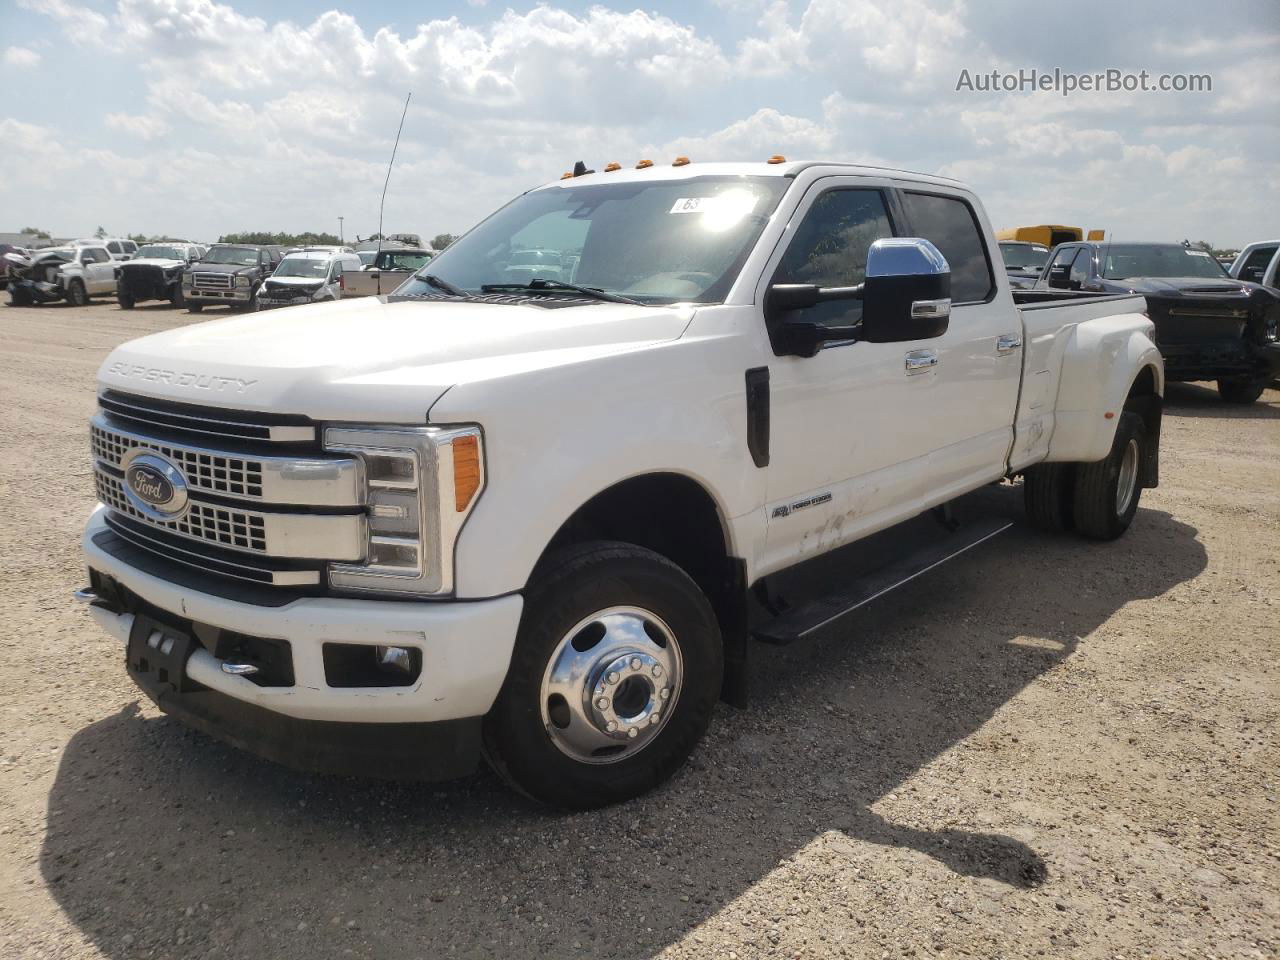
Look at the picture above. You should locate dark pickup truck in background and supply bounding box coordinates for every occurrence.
[182,243,286,312]
[1037,241,1280,403]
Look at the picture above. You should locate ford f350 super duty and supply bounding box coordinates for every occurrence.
[77,160,1163,808]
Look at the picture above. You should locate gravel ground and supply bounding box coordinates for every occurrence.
[0,299,1277,960]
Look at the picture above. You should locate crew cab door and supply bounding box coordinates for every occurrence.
[758,180,938,571]
[80,247,115,293]
[896,189,1022,495]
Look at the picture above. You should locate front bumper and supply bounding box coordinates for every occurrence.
[1159,339,1280,381]
[183,286,253,305]
[81,508,523,776]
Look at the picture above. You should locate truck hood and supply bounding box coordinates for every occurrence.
[98,296,695,423]
[123,257,186,270]
[1103,276,1253,297]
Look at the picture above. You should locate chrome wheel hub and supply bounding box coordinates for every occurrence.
[540,606,682,764]
[1116,437,1139,516]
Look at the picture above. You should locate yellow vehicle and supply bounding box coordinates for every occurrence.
[997,225,1105,247]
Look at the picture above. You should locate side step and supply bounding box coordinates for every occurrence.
[752,517,1013,645]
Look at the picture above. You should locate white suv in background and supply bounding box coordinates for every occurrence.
[72,238,139,261]
[256,248,363,309]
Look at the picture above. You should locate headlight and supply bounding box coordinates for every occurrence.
[323,425,484,596]
[235,275,251,287]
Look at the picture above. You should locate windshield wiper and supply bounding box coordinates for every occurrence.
[480,278,643,306]
[420,273,470,298]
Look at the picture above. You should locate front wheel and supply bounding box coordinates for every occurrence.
[65,279,88,307]
[1217,377,1267,404]
[1072,411,1145,541]
[187,302,203,313]
[483,542,722,809]
[118,293,135,309]
[170,285,185,308]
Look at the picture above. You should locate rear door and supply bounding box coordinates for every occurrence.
[897,188,1023,496]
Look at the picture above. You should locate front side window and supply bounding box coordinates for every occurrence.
[106,241,122,254]
[902,192,994,303]
[399,175,790,305]
[773,188,894,327]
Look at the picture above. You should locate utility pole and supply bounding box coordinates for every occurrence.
[337,216,344,245]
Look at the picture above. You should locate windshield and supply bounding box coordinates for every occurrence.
[136,245,185,260]
[398,175,790,305]
[1001,243,1050,270]
[375,251,431,271]
[1101,244,1230,280]
[203,246,260,266]
[274,257,328,278]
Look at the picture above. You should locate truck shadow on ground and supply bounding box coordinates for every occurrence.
[41,491,1206,959]
[1163,381,1280,419]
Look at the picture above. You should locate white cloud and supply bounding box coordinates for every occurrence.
[103,112,169,140]
[5,0,1277,247]
[3,46,43,67]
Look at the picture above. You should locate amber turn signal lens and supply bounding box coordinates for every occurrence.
[672,156,690,166]
[452,435,481,512]
[767,154,786,164]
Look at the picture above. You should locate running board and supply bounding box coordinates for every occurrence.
[752,518,1013,645]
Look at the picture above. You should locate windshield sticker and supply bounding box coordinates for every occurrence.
[670,194,759,216]
[1185,250,1211,257]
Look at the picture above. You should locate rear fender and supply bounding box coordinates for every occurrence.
[1047,317,1163,465]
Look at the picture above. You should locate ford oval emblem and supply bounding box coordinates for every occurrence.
[121,452,189,519]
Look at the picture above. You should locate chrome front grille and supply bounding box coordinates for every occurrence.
[96,471,269,551]
[91,398,369,587]
[93,420,265,498]
[192,271,233,289]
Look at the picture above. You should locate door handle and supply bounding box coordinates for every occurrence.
[905,350,938,375]
[996,335,1022,355]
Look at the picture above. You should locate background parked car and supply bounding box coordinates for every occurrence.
[116,242,203,309]
[71,238,138,261]
[1036,241,1280,402]
[341,246,433,297]
[256,248,362,309]
[1230,239,1279,290]
[183,243,285,312]
[5,244,116,306]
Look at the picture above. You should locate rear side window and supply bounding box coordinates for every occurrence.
[774,188,895,327]
[902,192,994,303]
[106,241,122,254]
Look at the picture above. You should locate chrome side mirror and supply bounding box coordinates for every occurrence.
[860,237,951,343]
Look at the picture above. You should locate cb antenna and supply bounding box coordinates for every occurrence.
[376,91,412,261]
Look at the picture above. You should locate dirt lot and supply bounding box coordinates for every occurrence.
[0,299,1276,960]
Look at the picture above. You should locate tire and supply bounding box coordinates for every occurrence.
[1072,411,1145,541]
[483,541,723,809]
[66,279,88,307]
[118,293,135,309]
[187,302,203,313]
[170,285,185,308]
[1217,377,1267,404]
[9,286,33,307]
[1022,462,1073,533]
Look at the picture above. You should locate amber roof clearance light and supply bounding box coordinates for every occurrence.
[604,162,621,172]
[767,155,787,164]
[635,159,653,169]
[672,156,690,167]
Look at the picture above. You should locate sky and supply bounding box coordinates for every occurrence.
[1,0,1276,248]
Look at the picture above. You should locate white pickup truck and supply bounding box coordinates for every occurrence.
[78,160,1163,808]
